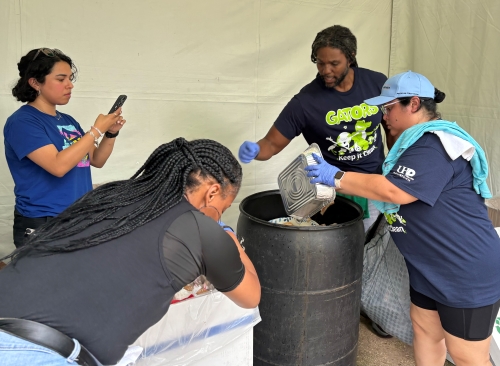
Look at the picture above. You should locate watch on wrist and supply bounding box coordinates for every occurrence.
[334,171,345,188]
[105,131,119,138]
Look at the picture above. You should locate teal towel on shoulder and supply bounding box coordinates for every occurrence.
[373,120,492,214]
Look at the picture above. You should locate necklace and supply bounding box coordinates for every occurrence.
[29,104,62,120]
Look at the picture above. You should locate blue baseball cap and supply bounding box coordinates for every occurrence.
[364,70,435,106]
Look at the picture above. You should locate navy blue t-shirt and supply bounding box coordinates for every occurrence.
[385,133,500,308]
[4,105,92,217]
[274,67,387,173]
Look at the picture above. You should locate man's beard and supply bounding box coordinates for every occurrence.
[322,65,350,89]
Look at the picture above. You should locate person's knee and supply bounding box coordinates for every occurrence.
[447,347,490,366]
[411,318,439,342]
[446,337,491,366]
[410,310,444,342]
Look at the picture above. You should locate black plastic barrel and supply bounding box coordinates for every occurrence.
[237,190,365,366]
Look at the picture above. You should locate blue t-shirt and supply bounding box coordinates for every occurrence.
[385,133,500,308]
[274,67,387,173]
[4,105,92,217]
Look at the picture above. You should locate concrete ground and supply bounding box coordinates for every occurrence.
[357,315,454,366]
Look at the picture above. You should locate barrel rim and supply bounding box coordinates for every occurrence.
[238,189,364,231]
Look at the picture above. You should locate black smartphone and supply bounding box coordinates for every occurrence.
[108,95,127,114]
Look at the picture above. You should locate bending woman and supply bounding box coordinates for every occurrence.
[4,48,126,247]
[0,137,261,366]
[305,71,500,366]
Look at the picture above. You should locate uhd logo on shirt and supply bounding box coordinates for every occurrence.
[393,165,415,181]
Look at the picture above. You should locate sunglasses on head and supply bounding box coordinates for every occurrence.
[32,48,63,61]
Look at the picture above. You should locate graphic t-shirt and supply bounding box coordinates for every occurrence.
[4,105,92,217]
[385,133,500,308]
[274,67,387,173]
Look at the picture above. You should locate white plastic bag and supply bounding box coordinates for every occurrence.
[129,291,260,366]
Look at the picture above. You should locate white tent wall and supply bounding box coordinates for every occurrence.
[2,0,499,258]
[390,0,500,195]
[0,0,392,256]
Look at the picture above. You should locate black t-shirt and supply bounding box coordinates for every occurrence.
[274,67,387,173]
[164,210,244,292]
[0,200,244,364]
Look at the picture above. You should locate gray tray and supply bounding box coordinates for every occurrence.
[277,143,335,220]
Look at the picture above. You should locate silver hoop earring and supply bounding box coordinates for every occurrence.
[37,89,41,96]
[200,205,221,222]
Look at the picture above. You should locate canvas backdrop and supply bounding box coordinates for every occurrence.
[0,0,497,256]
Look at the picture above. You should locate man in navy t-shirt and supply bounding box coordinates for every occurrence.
[237,24,390,338]
[273,69,386,174]
[237,25,389,231]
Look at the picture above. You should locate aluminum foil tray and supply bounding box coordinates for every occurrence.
[277,143,335,220]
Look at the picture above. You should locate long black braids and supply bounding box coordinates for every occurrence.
[311,25,358,67]
[2,138,242,263]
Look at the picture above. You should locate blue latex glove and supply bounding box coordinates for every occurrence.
[218,220,235,233]
[304,153,340,187]
[238,141,260,163]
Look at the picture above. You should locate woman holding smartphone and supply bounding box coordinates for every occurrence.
[4,48,127,248]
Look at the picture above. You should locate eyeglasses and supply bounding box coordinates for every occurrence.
[380,100,401,115]
[32,48,63,61]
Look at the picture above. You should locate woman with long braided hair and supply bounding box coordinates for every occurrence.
[0,137,261,366]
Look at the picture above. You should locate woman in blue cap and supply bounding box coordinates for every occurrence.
[305,70,500,365]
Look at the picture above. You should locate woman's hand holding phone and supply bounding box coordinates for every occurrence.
[106,106,126,134]
[93,107,125,135]
[92,94,128,135]
[106,95,127,134]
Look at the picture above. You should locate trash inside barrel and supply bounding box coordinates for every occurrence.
[238,190,364,366]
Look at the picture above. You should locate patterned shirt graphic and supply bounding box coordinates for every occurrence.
[58,124,90,167]
[324,104,380,157]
